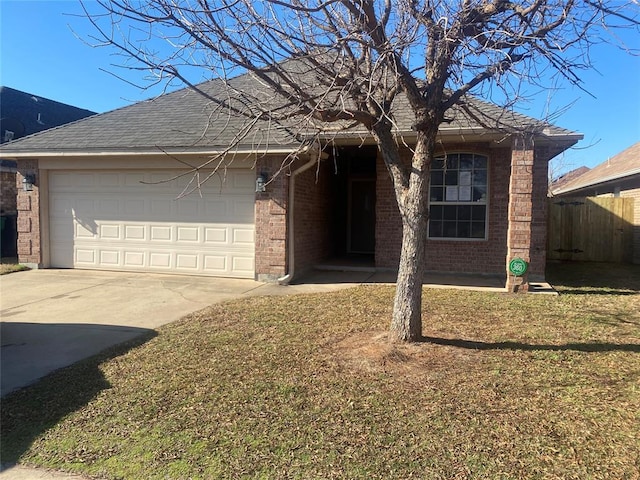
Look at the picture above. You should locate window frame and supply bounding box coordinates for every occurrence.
[427,152,490,241]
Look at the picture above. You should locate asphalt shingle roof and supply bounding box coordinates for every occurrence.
[553,142,640,194]
[0,77,300,154]
[0,62,580,156]
[0,86,96,143]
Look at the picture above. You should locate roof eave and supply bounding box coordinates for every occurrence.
[0,144,307,160]
[316,127,582,147]
[553,168,640,196]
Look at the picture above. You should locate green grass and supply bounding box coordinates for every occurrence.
[2,263,639,479]
[0,262,29,275]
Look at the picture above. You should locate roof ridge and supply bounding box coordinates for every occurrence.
[0,56,581,155]
[553,141,640,194]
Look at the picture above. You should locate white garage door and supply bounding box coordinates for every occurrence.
[49,170,256,278]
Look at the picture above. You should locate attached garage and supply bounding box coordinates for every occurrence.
[47,169,256,278]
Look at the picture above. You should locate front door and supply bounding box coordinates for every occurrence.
[348,179,376,254]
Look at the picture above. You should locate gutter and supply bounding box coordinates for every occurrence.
[0,144,307,159]
[311,127,583,144]
[277,151,320,285]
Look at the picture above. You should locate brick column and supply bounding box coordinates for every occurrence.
[254,158,288,282]
[16,159,42,267]
[530,145,550,279]
[506,135,537,292]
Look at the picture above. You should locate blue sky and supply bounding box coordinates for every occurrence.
[1,0,638,175]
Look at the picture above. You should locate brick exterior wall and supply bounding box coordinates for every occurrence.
[424,145,511,274]
[505,136,549,291]
[254,157,289,281]
[1,170,17,214]
[16,142,551,286]
[375,143,513,276]
[530,144,551,277]
[293,159,333,274]
[374,152,403,268]
[373,139,547,291]
[620,187,640,264]
[16,159,42,266]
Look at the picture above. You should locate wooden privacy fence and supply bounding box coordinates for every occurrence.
[547,196,635,263]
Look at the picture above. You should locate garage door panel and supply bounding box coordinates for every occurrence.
[124,173,145,186]
[98,199,119,213]
[76,249,97,265]
[124,251,145,267]
[150,173,178,187]
[49,170,255,278]
[149,252,172,268]
[100,250,120,265]
[232,256,255,274]
[124,225,146,240]
[232,171,257,189]
[100,224,121,239]
[233,228,255,244]
[50,196,73,216]
[50,245,74,266]
[49,173,73,189]
[205,227,227,244]
[177,227,199,242]
[204,198,236,218]
[232,199,257,220]
[98,173,120,187]
[126,199,147,216]
[176,254,198,270]
[177,198,202,216]
[150,226,173,242]
[59,240,256,276]
[204,254,227,272]
[76,223,97,238]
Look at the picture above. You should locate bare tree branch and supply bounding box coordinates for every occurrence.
[79,0,640,342]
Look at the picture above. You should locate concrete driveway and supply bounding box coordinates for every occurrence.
[0,269,315,397]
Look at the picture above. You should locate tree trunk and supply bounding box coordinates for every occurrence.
[389,132,433,342]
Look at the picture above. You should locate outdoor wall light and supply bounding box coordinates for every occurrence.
[256,172,268,193]
[22,173,36,192]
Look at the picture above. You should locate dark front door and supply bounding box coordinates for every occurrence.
[348,179,376,254]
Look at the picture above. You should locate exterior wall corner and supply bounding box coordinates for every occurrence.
[254,158,288,282]
[15,159,43,266]
[505,136,549,292]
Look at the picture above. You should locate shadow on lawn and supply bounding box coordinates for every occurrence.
[0,331,156,468]
[546,261,640,294]
[422,336,640,353]
[551,289,637,296]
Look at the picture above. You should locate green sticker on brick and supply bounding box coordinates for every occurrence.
[509,258,528,276]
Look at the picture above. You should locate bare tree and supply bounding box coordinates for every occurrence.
[81,0,638,342]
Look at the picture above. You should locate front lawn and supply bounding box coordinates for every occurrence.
[2,263,639,479]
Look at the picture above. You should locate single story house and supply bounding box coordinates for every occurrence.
[551,142,639,263]
[0,68,582,291]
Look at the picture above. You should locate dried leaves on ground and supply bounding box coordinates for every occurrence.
[2,263,639,479]
[0,262,29,275]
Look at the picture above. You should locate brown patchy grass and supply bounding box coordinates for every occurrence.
[0,262,29,275]
[2,263,639,479]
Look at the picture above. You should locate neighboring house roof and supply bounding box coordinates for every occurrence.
[550,166,591,193]
[0,86,96,143]
[0,61,582,158]
[552,142,640,195]
[0,159,17,172]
